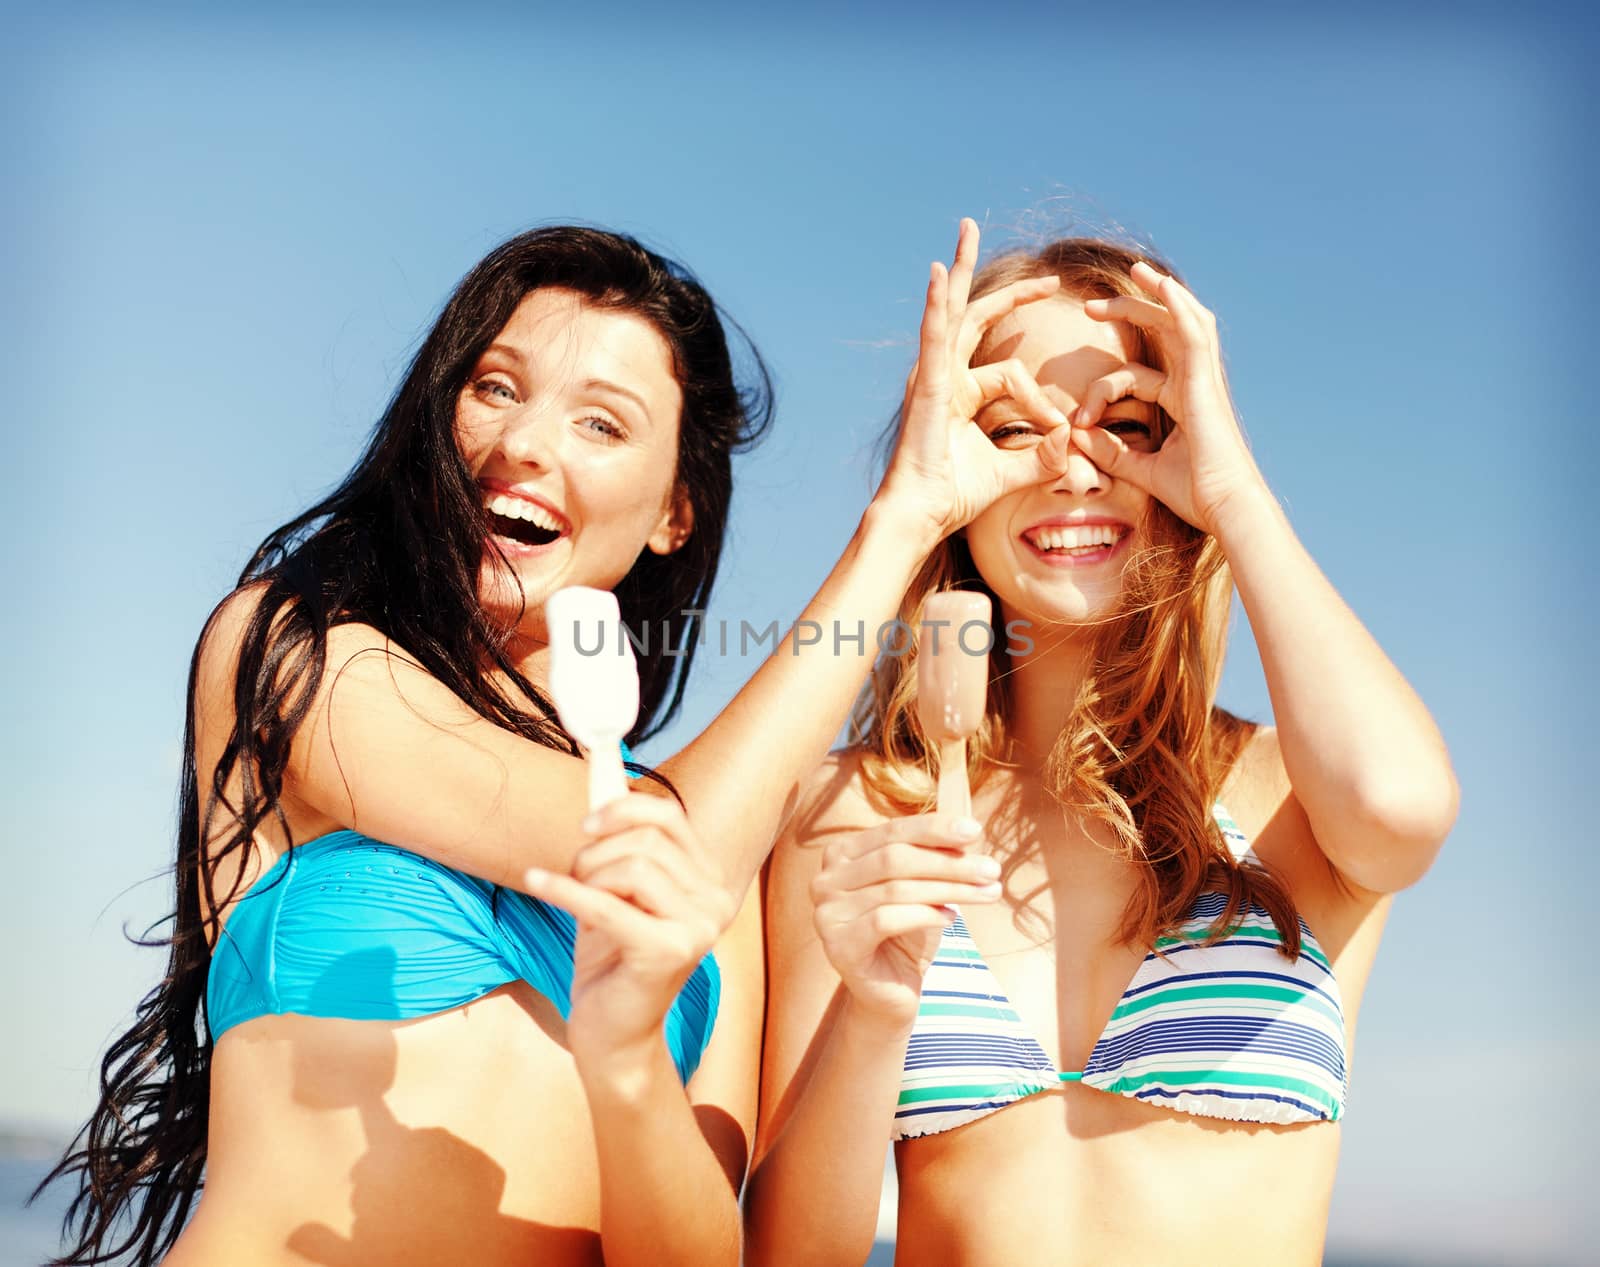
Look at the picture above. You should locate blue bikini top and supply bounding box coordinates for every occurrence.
[205,746,721,1084]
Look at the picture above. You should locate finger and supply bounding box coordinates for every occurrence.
[831,812,986,863]
[910,262,950,402]
[822,878,1003,924]
[902,360,920,413]
[582,853,694,921]
[1128,262,1212,340]
[572,828,706,891]
[1074,363,1166,427]
[969,359,1070,428]
[831,839,1001,892]
[522,866,661,943]
[582,792,698,860]
[855,904,957,942]
[955,275,1062,364]
[946,218,979,320]
[1032,425,1076,479]
[1068,425,1156,495]
[896,263,952,463]
[1080,294,1176,336]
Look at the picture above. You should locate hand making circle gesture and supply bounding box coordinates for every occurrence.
[877,218,1079,543]
[1069,261,1274,536]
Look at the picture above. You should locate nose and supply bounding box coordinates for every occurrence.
[493,397,561,471]
[1049,438,1108,498]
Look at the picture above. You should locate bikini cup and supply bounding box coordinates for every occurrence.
[893,803,1347,1137]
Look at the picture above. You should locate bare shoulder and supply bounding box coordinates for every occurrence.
[194,583,418,719]
[787,749,893,843]
[191,584,430,858]
[1221,720,1315,875]
[764,749,890,926]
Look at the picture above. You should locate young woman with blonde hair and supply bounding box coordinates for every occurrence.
[748,233,1459,1265]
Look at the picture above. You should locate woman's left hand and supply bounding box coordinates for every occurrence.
[1070,261,1272,536]
[522,792,734,1070]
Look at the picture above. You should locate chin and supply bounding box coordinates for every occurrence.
[477,562,561,628]
[997,582,1123,634]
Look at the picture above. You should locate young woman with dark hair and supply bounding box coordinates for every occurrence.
[37,220,1073,1266]
[749,233,1460,1266]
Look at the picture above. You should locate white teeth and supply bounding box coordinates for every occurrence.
[1029,524,1123,551]
[485,493,563,533]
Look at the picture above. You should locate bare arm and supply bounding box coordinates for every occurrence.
[580,1039,743,1267]
[519,794,754,1266]
[194,596,599,889]
[198,220,1075,900]
[194,506,940,895]
[743,757,999,1265]
[1214,489,1459,893]
[1075,263,1459,896]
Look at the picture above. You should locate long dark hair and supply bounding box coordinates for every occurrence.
[34,224,773,1265]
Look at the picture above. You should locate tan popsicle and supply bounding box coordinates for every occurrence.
[916,591,993,819]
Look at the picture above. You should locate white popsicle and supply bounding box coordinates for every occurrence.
[545,586,640,811]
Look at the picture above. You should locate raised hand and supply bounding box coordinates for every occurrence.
[522,793,735,1067]
[876,218,1078,543]
[1071,260,1274,536]
[810,813,1001,1027]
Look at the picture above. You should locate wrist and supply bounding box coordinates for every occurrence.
[1208,482,1287,548]
[573,1030,676,1106]
[838,990,919,1045]
[860,493,944,564]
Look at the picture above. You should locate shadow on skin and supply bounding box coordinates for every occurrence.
[282,946,604,1266]
[1042,775,1324,1144]
[928,725,1321,1144]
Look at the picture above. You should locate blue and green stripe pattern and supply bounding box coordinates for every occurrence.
[893,803,1348,1138]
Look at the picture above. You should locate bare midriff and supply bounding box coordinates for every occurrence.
[162,982,608,1267]
[892,1082,1340,1267]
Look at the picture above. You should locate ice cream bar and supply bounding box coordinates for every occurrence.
[545,586,640,810]
[916,591,992,818]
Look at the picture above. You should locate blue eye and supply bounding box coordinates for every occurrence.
[581,415,626,441]
[474,378,517,403]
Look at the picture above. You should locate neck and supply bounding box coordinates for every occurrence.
[1003,614,1098,775]
[490,631,552,704]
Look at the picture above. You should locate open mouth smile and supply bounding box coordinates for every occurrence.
[1020,521,1131,568]
[482,488,571,556]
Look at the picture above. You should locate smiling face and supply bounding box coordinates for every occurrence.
[966,294,1161,630]
[455,287,691,641]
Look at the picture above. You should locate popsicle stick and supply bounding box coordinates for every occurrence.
[917,591,992,823]
[936,737,971,819]
[587,744,629,811]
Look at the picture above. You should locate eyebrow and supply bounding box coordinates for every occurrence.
[480,345,652,418]
[578,377,651,416]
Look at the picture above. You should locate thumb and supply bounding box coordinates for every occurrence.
[1067,425,1154,493]
[1038,425,1074,474]
[997,425,1073,494]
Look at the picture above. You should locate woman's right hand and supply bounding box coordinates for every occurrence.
[874,218,1077,544]
[810,813,1002,1028]
[522,792,735,1076]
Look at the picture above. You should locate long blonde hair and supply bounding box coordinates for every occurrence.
[851,237,1301,957]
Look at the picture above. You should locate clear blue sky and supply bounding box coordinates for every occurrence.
[3,3,1593,1263]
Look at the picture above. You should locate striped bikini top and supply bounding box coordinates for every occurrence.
[895,804,1347,1138]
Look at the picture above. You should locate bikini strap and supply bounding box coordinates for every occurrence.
[1212,801,1254,862]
